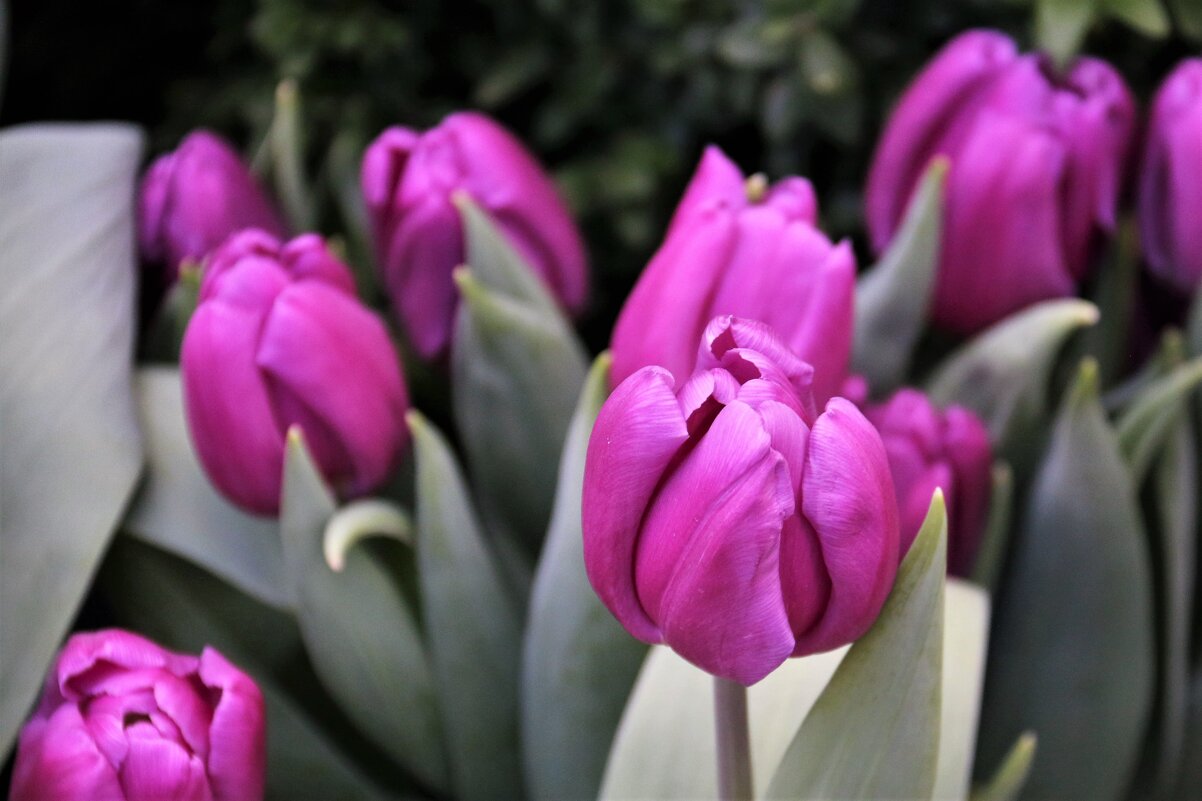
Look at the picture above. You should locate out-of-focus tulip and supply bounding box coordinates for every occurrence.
[9,629,265,801]
[866,30,1135,334]
[610,146,855,406]
[138,131,286,279]
[583,316,899,686]
[182,229,409,515]
[361,111,588,359]
[864,389,992,577]
[1139,58,1202,295]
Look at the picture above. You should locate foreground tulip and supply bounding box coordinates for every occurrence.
[361,111,588,359]
[584,316,899,685]
[610,146,855,405]
[182,229,409,515]
[866,30,1135,334]
[865,389,992,576]
[1139,58,1202,294]
[9,629,265,801]
[138,131,285,279]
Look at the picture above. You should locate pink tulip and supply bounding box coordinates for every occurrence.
[611,146,855,406]
[583,316,899,685]
[361,111,588,359]
[9,629,265,801]
[182,229,409,515]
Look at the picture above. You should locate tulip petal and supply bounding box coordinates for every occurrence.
[778,512,833,645]
[700,315,815,408]
[10,706,125,801]
[944,407,993,575]
[781,239,855,407]
[120,725,212,801]
[280,234,357,294]
[675,368,742,435]
[582,367,689,642]
[360,126,419,221]
[152,673,212,761]
[200,648,267,801]
[55,630,195,701]
[666,145,746,236]
[764,176,819,224]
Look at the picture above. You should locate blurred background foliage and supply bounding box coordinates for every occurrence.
[3,0,1199,348]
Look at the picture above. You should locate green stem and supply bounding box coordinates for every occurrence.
[714,677,752,801]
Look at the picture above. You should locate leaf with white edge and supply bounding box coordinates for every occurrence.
[323,498,413,572]
[409,412,525,801]
[853,157,945,396]
[0,124,144,756]
[1116,357,1202,483]
[522,353,647,801]
[926,299,1099,445]
[975,360,1154,801]
[125,367,289,609]
[972,733,1037,801]
[766,491,946,800]
[281,429,449,793]
[934,581,991,801]
[969,462,1014,594]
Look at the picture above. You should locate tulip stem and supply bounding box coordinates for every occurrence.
[714,677,753,801]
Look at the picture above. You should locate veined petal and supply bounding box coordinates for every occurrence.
[666,145,746,236]
[10,707,125,801]
[200,648,266,801]
[120,726,212,801]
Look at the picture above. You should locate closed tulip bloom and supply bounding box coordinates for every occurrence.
[9,629,265,801]
[138,131,285,279]
[866,30,1135,334]
[611,146,855,406]
[583,316,899,686]
[1139,58,1202,294]
[865,389,992,577]
[361,111,588,359]
[182,229,409,515]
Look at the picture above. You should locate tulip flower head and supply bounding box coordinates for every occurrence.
[611,146,855,406]
[9,629,265,801]
[865,389,992,576]
[361,111,588,359]
[583,316,899,685]
[866,30,1135,334]
[182,229,410,515]
[138,130,285,280]
[1139,58,1202,295]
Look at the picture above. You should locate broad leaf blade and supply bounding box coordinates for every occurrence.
[457,194,561,316]
[1115,357,1202,483]
[0,124,144,755]
[934,581,991,800]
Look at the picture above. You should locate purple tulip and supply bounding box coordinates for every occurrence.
[361,111,588,359]
[866,30,1136,334]
[583,316,899,686]
[138,131,286,280]
[9,629,265,801]
[182,229,409,515]
[864,389,992,577]
[610,146,855,406]
[1139,58,1202,295]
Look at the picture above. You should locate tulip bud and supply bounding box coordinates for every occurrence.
[9,629,265,801]
[1139,58,1202,295]
[361,111,588,359]
[864,389,992,576]
[182,229,409,515]
[611,146,855,406]
[583,316,899,686]
[866,30,1135,334]
[138,131,286,280]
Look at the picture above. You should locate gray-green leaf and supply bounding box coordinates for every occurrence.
[1115,357,1202,483]
[972,733,1037,801]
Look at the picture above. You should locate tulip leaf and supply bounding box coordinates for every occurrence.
[1115,357,1202,483]
[969,462,1014,594]
[1082,219,1139,386]
[1101,0,1170,36]
[0,124,145,756]
[322,498,414,572]
[280,429,449,793]
[971,733,1037,801]
[766,491,946,800]
[1171,0,1202,40]
[521,352,648,801]
[409,412,525,801]
[1035,0,1098,71]
[124,367,290,609]
[1178,675,1202,796]
[456,194,561,317]
[268,79,315,230]
[974,360,1155,801]
[852,157,945,397]
[933,581,991,801]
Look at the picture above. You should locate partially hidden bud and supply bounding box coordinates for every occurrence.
[182,229,410,515]
[864,388,992,577]
[9,629,265,801]
[611,145,855,406]
[866,29,1136,334]
[138,131,286,280]
[583,315,899,685]
[1139,58,1202,295]
[361,111,588,359]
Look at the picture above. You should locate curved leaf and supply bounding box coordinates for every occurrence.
[1115,357,1202,483]
[972,733,1037,801]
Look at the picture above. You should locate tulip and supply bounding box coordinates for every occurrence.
[1139,58,1202,295]
[361,111,588,359]
[182,229,409,515]
[610,146,855,406]
[9,629,265,801]
[864,389,992,576]
[583,316,899,685]
[138,131,286,279]
[865,30,1136,334]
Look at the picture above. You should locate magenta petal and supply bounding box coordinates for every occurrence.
[9,706,125,801]
[120,727,212,801]
[779,513,833,644]
[55,630,194,701]
[361,126,419,220]
[279,234,357,294]
[582,367,689,642]
[700,316,814,403]
[944,407,993,575]
[783,240,855,406]
[666,145,746,236]
[764,177,819,224]
[200,648,266,801]
[152,673,212,761]
[137,154,175,264]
